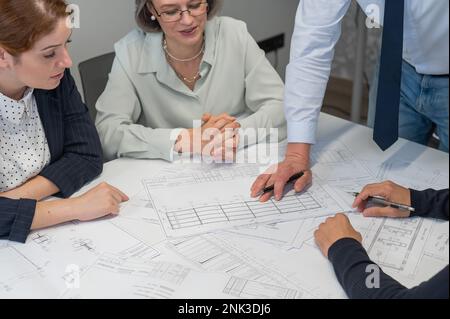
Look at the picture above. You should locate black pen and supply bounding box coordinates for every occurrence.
[351,192,415,212]
[261,171,305,195]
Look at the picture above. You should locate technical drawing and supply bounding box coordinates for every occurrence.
[145,168,342,238]
[366,218,429,272]
[288,214,437,278]
[1,139,448,299]
[423,221,450,261]
[368,159,449,191]
[311,148,354,164]
[169,236,291,286]
[166,192,321,230]
[144,164,261,188]
[72,238,95,252]
[31,233,52,246]
[167,235,320,298]
[223,276,300,299]
[310,141,373,183]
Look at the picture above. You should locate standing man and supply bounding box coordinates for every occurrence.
[251,0,449,201]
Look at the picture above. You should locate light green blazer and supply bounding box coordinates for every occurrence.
[96,16,287,162]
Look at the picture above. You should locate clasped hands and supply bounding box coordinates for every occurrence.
[175,112,241,161]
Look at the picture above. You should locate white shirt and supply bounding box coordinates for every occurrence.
[286,0,449,144]
[0,89,51,192]
[96,17,286,162]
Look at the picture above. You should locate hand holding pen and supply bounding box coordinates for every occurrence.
[261,171,305,194]
[251,165,312,203]
[352,181,414,218]
[251,168,312,203]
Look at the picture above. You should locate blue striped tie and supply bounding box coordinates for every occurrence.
[373,0,405,151]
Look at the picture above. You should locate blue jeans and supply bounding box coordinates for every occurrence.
[368,60,449,152]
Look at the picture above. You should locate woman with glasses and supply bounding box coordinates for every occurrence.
[95,0,287,162]
[0,0,128,243]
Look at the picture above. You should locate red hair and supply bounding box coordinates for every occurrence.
[0,0,69,56]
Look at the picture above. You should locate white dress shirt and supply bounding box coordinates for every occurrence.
[0,89,51,192]
[286,0,449,144]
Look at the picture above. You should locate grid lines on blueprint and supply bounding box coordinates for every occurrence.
[167,193,321,230]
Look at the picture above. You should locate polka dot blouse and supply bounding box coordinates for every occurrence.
[0,89,51,192]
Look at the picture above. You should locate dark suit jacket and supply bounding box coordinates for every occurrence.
[329,189,449,299]
[0,70,103,243]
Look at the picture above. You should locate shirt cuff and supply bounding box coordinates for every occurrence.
[168,128,184,162]
[409,188,436,218]
[287,121,317,144]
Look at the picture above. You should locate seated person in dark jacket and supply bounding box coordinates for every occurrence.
[314,181,449,299]
[0,0,128,243]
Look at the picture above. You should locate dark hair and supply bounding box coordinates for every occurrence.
[0,0,69,56]
[135,0,223,33]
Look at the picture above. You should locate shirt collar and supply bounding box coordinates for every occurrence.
[202,17,217,66]
[137,17,219,74]
[0,88,34,124]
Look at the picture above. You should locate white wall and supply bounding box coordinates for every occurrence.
[69,0,299,96]
[221,0,299,79]
[69,0,380,100]
[69,0,136,92]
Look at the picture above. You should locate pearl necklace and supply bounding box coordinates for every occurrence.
[174,69,201,83]
[166,54,202,84]
[163,38,205,84]
[163,39,205,62]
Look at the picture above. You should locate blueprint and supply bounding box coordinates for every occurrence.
[311,141,374,185]
[362,159,449,190]
[109,189,167,247]
[164,234,316,298]
[0,211,159,298]
[0,140,448,299]
[170,232,347,299]
[62,253,301,299]
[192,212,447,296]
[144,164,343,238]
[283,213,446,285]
[0,246,54,298]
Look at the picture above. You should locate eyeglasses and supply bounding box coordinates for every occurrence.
[151,1,208,22]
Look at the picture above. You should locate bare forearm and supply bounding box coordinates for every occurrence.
[1,176,59,201]
[31,198,78,230]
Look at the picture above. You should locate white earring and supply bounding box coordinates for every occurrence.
[151,15,156,21]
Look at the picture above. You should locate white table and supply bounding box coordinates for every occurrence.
[95,113,448,190]
[1,113,448,299]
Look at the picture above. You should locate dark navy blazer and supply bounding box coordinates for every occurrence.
[0,70,103,243]
[329,189,449,299]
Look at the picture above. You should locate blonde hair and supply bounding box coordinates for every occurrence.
[135,0,223,33]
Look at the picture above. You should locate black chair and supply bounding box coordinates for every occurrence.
[78,52,116,121]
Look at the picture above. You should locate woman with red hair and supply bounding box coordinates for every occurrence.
[0,0,128,243]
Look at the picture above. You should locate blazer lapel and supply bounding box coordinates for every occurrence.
[34,89,62,161]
